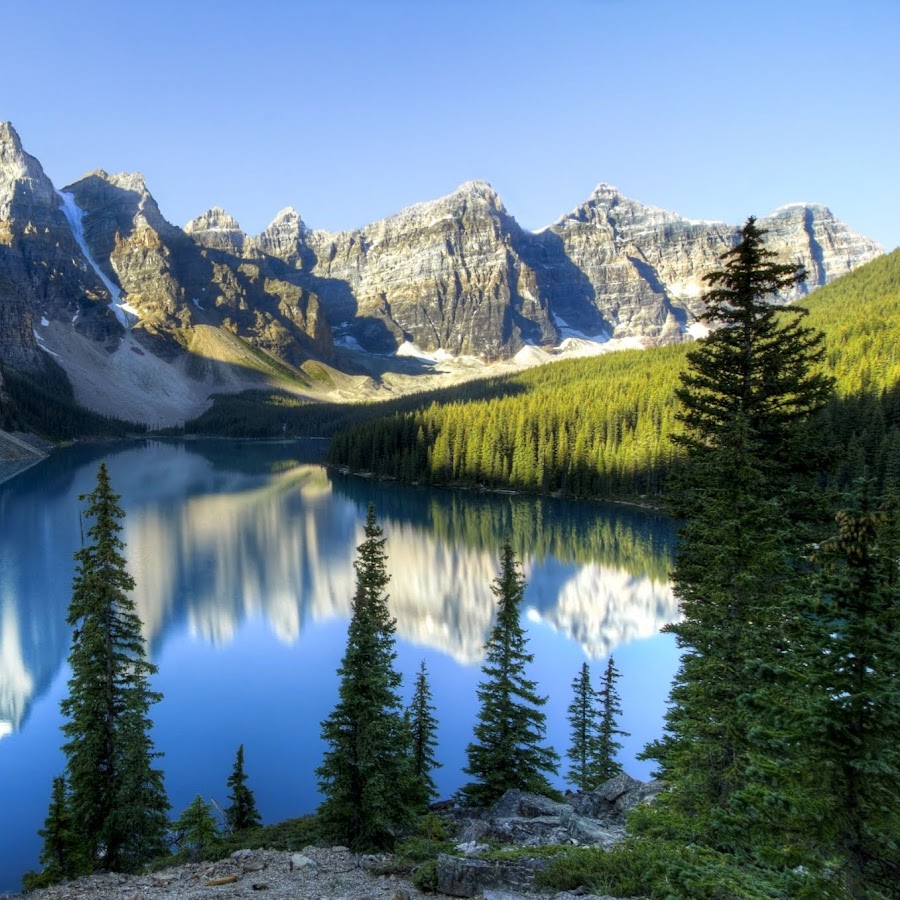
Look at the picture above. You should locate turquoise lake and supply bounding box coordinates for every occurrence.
[0,439,679,892]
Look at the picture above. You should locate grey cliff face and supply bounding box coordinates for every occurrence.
[296,180,556,358]
[62,173,333,365]
[260,179,882,355]
[542,184,883,342]
[0,123,123,351]
[184,206,247,255]
[0,120,885,423]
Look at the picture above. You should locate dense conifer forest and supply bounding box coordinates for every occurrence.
[324,249,900,499]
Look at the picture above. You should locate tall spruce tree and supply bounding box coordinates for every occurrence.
[460,540,558,806]
[225,744,261,833]
[807,481,900,896]
[407,660,441,810]
[595,656,628,783]
[316,504,415,850]
[56,463,169,873]
[566,662,601,791]
[641,220,834,856]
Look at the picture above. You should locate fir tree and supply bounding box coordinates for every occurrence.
[56,463,169,873]
[641,221,834,856]
[672,217,833,480]
[225,744,261,833]
[407,660,441,810]
[566,663,601,791]
[34,776,80,883]
[172,795,219,862]
[595,656,628,782]
[460,540,559,806]
[807,481,900,896]
[316,503,415,850]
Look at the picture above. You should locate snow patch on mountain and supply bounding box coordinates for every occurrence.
[56,190,138,328]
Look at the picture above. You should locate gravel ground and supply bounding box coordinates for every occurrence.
[13,846,435,900]
[8,847,621,900]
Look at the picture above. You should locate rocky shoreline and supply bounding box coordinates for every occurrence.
[10,775,656,900]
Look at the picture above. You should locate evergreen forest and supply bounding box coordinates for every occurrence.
[324,249,900,498]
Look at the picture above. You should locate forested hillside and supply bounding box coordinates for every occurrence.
[0,359,145,440]
[326,250,900,498]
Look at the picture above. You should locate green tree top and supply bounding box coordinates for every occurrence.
[566,662,601,791]
[460,540,559,807]
[225,744,261,832]
[675,217,833,466]
[407,660,441,810]
[595,656,628,783]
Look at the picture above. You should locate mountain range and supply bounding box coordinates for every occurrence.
[0,121,883,426]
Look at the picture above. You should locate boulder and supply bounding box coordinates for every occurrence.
[435,853,549,898]
[568,774,664,821]
[490,789,571,819]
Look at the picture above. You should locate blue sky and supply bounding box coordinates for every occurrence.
[3,0,898,248]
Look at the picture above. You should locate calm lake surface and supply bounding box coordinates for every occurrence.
[0,439,679,892]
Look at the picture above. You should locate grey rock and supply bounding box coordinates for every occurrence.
[289,853,317,873]
[490,789,571,819]
[457,819,491,844]
[435,853,549,898]
[454,840,491,857]
[184,206,246,254]
[569,773,663,821]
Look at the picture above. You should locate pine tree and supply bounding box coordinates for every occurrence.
[225,744,261,833]
[566,663,601,791]
[316,503,415,850]
[595,656,628,783]
[57,463,169,873]
[407,660,441,810]
[641,220,834,856]
[172,795,219,862]
[34,776,80,883]
[460,540,559,806]
[807,481,900,896]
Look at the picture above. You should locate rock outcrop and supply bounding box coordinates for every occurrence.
[435,776,663,898]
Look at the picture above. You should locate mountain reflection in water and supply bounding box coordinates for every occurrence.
[0,439,677,736]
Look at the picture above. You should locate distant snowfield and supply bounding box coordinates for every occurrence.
[391,323,648,377]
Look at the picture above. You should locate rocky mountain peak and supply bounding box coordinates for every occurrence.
[0,121,59,226]
[184,206,246,253]
[0,121,26,156]
[254,207,309,265]
[589,181,623,202]
[758,203,883,288]
[449,179,506,216]
[269,206,305,229]
[65,169,173,237]
[455,178,499,199]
